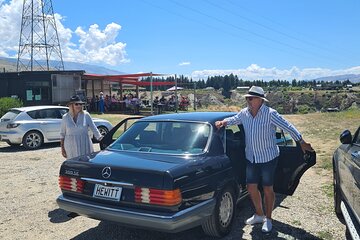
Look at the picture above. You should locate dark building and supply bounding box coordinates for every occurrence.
[0,71,84,106]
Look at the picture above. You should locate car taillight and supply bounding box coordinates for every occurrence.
[59,175,84,193]
[134,187,182,206]
[7,123,20,128]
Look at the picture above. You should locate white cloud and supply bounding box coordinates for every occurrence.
[0,0,129,66]
[0,0,23,57]
[179,61,191,66]
[191,64,360,81]
[66,23,129,65]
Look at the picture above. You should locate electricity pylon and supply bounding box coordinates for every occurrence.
[17,0,64,71]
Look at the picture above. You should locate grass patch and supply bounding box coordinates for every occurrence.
[319,159,333,171]
[90,113,127,125]
[317,230,333,239]
[321,184,333,198]
[291,220,301,226]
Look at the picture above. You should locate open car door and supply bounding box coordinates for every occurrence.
[274,145,316,195]
[99,116,143,150]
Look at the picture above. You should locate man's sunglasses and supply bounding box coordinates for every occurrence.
[246,97,255,101]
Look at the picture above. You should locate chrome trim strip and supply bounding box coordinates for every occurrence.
[341,201,360,240]
[58,194,214,219]
[81,178,134,187]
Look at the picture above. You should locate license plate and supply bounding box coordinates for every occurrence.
[93,184,122,201]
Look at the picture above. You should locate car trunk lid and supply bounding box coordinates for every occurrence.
[59,150,191,208]
[60,150,188,189]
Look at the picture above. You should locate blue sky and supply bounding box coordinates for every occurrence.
[1,0,360,80]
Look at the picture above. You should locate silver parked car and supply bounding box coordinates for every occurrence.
[0,106,113,150]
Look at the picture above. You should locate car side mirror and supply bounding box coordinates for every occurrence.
[340,130,352,144]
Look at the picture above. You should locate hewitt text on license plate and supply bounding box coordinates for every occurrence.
[93,184,122,201]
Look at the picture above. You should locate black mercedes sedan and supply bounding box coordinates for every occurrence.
[333,126,360,239]
[57,112,316,237]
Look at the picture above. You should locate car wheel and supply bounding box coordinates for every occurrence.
[333,163,344,222]
[5,140,21,147]
[93,126,109,143]
[22,130,44,150]
[202,186,236,237]
[98,126,109,136]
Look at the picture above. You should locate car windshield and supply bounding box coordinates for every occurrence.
[0,110,21,122]
[109,121,211,155]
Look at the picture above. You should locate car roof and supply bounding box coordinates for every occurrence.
[11,105,68,112]
[140,112,237,124]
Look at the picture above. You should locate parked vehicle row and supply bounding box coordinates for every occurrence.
[0,106,112,150]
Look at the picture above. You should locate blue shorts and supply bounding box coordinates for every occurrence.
[246,157,279,186]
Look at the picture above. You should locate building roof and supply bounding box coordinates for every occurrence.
[82,73,176,86]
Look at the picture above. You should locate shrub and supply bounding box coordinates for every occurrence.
[297,104,315,114]
[276,106,285,114]
[0,97,23,117]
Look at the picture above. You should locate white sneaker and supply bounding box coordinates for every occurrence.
[262,218,272,233]
[245,214,265,225]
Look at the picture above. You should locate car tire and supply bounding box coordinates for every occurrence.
[93,126,109,143]
[202,186,236,237]
[333,162,344,223]
[98,126,109,136]
[22,130,44,150]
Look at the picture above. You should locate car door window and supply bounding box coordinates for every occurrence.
[38,109,58,119]
[27,110,39,119]
[112,119,138,140]
[59,109,68,117]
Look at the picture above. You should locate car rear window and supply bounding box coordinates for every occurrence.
[0,110,21,122]
[109,121,211,155]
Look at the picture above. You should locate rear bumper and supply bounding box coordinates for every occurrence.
[57,194,215,233]
[0,131,23,144]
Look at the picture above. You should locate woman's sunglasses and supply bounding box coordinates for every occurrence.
[74,103,83,106]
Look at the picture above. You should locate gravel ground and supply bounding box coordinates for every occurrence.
[0,134,348,240]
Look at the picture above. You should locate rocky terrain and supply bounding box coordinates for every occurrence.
[139,88,360,114]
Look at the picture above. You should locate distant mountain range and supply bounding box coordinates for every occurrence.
[312,74,360,83]
[0,57,124,75]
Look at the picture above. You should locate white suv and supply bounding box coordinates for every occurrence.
[0,106,113,150]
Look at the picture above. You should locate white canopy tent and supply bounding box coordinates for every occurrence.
[166,86,184,91]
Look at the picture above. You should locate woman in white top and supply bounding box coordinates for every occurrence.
[60,95,102,159]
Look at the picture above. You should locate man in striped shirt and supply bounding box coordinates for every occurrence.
[215,86,313,233]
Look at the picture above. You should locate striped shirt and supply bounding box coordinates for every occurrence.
[224,104,302,163]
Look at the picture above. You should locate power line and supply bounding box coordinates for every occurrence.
[170,0,339,64]
[139,0,318,62]
[225,0,357,61]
